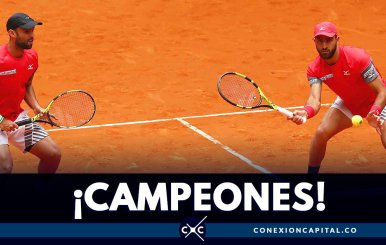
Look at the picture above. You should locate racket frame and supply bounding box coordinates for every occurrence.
[15,90,96,128]
[218,72,306,122]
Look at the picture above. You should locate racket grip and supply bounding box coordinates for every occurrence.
[277,106,307,124]
[15,118,33,126]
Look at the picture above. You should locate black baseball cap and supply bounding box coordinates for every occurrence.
[6,13,42,31]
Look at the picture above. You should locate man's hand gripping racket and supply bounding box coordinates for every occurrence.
[217,72,306,123]
[16,90,96,128]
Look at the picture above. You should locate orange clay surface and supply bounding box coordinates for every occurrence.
[1,0,385,173]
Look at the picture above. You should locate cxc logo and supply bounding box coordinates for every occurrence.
[180,216,207,241]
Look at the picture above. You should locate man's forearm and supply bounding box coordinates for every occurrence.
[24,84,41,111]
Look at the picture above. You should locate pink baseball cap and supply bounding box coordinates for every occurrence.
[313,22,337,38]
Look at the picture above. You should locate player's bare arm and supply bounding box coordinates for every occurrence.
[366,76,386,132]
[0,118,18,132]
[367,76,386,109]
[23,73,45,115]
[291,82,322,125]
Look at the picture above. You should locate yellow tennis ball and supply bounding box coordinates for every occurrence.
[352,115,363,126]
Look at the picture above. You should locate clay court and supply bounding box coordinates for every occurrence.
[1,0,385,173]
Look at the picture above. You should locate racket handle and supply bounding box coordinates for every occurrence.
[15,118,33,126]
[277,106,307,124]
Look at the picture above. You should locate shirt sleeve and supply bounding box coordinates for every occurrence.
[350,48,379,83]
[361,59,379,83]
[307,65,322,85]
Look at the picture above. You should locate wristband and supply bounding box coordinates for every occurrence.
[304,105,315,119]
[369,105,382,116]
[0,115,4,124]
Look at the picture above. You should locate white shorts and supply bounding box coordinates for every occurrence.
[0,110,49,152]
[331,96,386,120]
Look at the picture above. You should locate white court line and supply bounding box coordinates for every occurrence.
[45,103,330,173]
[46,103,331,132]
[176,118,272,174]
[46,118,174,132]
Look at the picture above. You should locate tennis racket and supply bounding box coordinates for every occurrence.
[217,72,306,123]
[16,90,96,128]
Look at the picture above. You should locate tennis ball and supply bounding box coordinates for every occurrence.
[352,115,363,126]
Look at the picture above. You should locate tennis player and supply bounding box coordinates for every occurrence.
[290,21,386,174]
[0,13,61,173]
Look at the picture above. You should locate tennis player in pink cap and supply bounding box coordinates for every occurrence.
[289,21,386,174]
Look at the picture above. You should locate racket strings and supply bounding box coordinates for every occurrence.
[219,74,261,107]
[49,91,95,127]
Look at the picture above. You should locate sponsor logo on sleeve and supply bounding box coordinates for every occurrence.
[0,69,16,76]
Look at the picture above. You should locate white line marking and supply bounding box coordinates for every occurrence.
[46,118,174,132]
[176,118,272,173]
[46,104,331,132]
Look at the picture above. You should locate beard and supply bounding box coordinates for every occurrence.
[15,38,33,49]
[318,44,337,60]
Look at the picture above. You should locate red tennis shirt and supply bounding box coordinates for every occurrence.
[0,44,38,121]
[307,46,386,117]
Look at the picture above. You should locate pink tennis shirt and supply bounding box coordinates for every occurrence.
[307,46,386,117]
[0,44,38,121]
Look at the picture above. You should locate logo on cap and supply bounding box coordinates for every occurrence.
[314,21,337,38]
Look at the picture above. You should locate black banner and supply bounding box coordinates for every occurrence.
[0,174,385,223]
